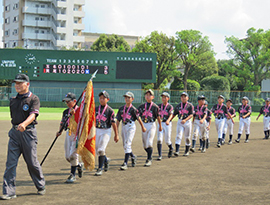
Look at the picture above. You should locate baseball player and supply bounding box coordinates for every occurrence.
[204,101,211,149]
[170,92,194,156]
[211,95,234,148]
[56,93,83,183]
[116,91,146,170]
[235,96,252,143]
[157,92,174,160]
[190,95,207,153]
[137,89,162,167]
[222,99,236,145]
[256,98,270,139]
[1,74,45,200]
[95,91,119,176]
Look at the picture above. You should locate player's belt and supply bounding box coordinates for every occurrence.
[13,124,35,129]
[217,116,224,119]
[162,119,168,122]
[123,121,132,125]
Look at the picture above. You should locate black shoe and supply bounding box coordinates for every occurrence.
[235,139,240,143]
[168,149,173,158]
[77,163,83,178]
[104,158,111,172]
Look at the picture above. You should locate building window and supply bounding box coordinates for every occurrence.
[13,29,18,35]
[74,19,78,24]
[35,17,39,20]
[35,42,39,46]
[35,30,39,33]
[5,17,10,24]
[41,5,45,8]
[13,3,19,10]
[13,16,18,22]
[5,5,10,11]
[40,17,46,21]
[13,42,17,47]
[4,43,9,48]
[5,30,9,36]
[36,4,40,8]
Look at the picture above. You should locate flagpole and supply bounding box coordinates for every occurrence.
[40,70,98,166]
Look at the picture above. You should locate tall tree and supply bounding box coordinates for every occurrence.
[175,30,217,90]
[91,34,130,52]
[225,28,270,89]
[132,31,178,89]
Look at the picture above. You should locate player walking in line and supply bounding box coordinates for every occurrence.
[56,92,83,183]
[211,95,234,148]
[116,91,146,170]
[256,98,270,139]
[171,92,194,156]
[190,95,207,153]
[95,91,119,176]
[235,96,252,143]
[137,89,162,167]
[157,92,174,160]
[222,99,236,145]
[204,101,211,149]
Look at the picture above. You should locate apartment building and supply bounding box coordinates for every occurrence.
[3,0,85,50]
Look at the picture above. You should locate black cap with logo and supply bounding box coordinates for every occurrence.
[62,92,76,102]
[99,90,110,98]
[13,74,30,83]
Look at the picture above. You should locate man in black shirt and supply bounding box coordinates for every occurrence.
[1,74,45,200]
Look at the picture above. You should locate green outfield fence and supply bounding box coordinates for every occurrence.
[0,86,269,111]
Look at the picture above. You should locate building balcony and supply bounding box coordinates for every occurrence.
[22,7,51,15]
[73,35,85,42]
[56,40,66,47]
[22,33,53,41]
[57,1,67,8]
[22,20,52,28]
[57,14,67,21]
[57,27,67,34]
[73,10,85,18]
[74,0,85,5]
[73,23,84,30]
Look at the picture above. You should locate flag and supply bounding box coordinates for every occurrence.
[69,80,96,171]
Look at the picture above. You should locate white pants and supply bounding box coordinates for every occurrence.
[263,117,270,131]
[157,122,172,145]
[215,118,226,139]
[238,117,250,135]
[175,119,192,146]
[205,121,210,140]
[142,122,156,149]
[223,119,234,136]
[64,131,79,166]
[192,119,207,140]
[121,122,136,153]
[96,128,111,156]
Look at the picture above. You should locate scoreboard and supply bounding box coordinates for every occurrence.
[0,49,156,83]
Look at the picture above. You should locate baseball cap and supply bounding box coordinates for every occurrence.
[227,99,233,103]
[123,91,134,98]
[204,101,208,105]
[62,92,76,102]
[265,98,270,102]
[180,92,189,97]
[197,95,206,101]
[242,96,249,101]
[161,92,170,98]
[218,95,224,99]
[144,89,154,96]
[13,74,29,83]
[99,90,110,98]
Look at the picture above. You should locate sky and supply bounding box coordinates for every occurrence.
[1,0,269,59]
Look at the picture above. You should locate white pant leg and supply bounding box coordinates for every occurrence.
[227,119,234,135]
[64,132,79,166]
[205,121,210,139]
[183,119,192,146]
[244,118,251,134]
[175,119,184,145]
[238,118,245,134]
[223,120,228,135]
[164,122,172,145]
[122,122,136,153]
[192,120,200,140]
[96,128,112,156]
[199,120,207,140]
[157,122,164,144]
[142,122,156,149]
[263,117,270,131]
[215,119,225,139]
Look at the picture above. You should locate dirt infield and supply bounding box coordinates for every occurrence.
[0,120,270,205]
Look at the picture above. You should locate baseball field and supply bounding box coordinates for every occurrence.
[0,109,270,204]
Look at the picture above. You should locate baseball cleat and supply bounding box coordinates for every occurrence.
[168,149,173,158]
[183,152,189,156]
[157,156,162,161]
[0,195,17,200]
[245,140,249,143]
[201,149,206,153]
[77,163,83,178]
[217,143,221,148]
[37,187,46,195]
[190,148,195,153]
[66,174,76,183]
[228,141,232,145]
[174,152,179,157]
[198,147,202,151]
[120,163,128,170]
[104,158,111,172]
[221,140,225,145]
[95,168,103,176]
[131,155,137,167]
[144,160,152,167]
[235,139,240,143]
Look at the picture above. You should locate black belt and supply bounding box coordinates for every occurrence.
[123,121,132,125]
[13,124,35,129]
[217,117,224,119]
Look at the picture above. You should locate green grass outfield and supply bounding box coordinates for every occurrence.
[0,106,263,122]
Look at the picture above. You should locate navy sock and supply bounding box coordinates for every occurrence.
[268,130,270,137]
[192,140,196,148]
[199,139,202,147]
[238,133,241,140]
[175,144,180,152]
[157,144,162,157]
[229,135,232,141]
[246,134,249,140]
[104,155,107,164]
[124,153,130,164]
[98,156,105,169]
[206,139,209,148]
[185,145,190,153]
[222,133,225,140]
[264,131,268,137]
[130,152,134,158]
[168,144,173,150]
[146,147,153,160]
[71,166,77,176]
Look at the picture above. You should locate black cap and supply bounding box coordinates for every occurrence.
[13,74,29,83]
[180,92,189,97]
[123,91,134,98]
[62,92,76,102]
[242,96,249,101]
[197,95,206,101]
[99,90,110,98]
[204,101,208,105]
[161,92,170,98]
[265,98,270,102]
[144,89,154,96]
[218,95,224,100]
[227,99,233,103]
